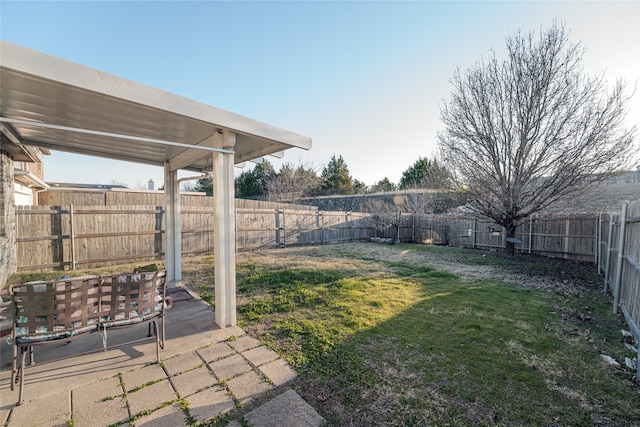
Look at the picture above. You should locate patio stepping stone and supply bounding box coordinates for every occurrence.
[259,358,297,386]
[244,389,325,427]
[226,370,273,404]
[135,402,189,427]
[74,395,128,427]
[7,392,70,427]
[242,345,280,367]
[163,351,204,376]
[171,365,217,397]
[121,363,167,391]
[127,379,177,418]
[186,385,235,423]
[72,377,128,427]
[197,342,235,363]
[228,335,261,352]
[209,353,252,380]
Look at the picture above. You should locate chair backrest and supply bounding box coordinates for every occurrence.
[12,275,101,340]
[99,271,167,325]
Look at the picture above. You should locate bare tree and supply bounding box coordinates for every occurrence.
[265,162,319,202]
[361,192,441,243]
[438,22,637,256]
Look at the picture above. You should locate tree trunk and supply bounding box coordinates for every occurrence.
[505,225,517,257]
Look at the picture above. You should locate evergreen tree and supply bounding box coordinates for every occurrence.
[235,159,276,199]
[398,157,451,190]
[194,176,213,196]
[319,155,354,195]
[370,177,396,193]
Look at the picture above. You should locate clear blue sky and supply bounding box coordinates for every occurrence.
[2,1,639,189]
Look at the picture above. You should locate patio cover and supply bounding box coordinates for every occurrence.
[0,41,312,327]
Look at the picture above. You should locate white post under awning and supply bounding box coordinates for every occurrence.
[164,163,182,286]
[213,130,237,328]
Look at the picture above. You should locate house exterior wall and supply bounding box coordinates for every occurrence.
[14,182,33,205]
[0,150,17,287]
[15,160,45,181]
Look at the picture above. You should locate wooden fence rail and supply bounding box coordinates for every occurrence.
[393,213,599,263]
[14,205,377,271]
[15,205,609,270]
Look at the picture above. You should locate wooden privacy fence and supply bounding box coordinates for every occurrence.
[599,199,640,378]
[15,205,375,271]
[15,205,163,270]
[16,205,606,270]
[391,212,599,263]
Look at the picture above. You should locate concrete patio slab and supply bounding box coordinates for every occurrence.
[73,395,128,427]
[135,402,189,427]
[244,389,325,427]
[186,384,235,423]
[209,353,252,380]
[163,351,204,376]
[171,365,217,397]
[5,390,70,427]
[242,345,280,367]
[72,376,128,427]
[0,297,301,426]
[226,370,273,404]
[121,363,167,391]
[260,358,298,386]
[228,335,261,352]
[127,378,177,417]
[197,342,235,363]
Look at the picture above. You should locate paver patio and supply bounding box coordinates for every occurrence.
[0,293,321,426]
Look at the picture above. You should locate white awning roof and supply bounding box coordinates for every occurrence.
[0,40,311,171]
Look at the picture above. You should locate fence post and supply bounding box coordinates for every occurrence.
[349,211,354,242]
[315,211,321,244]
[396,211,401,243]
[613,201,628,314]
[274,209,281,248]
[411,213,416,243]
[69,204,76,271]
[604,213,614,293]
[563,218,571,259]
[471,216,476,249]
[596,214,601,268]
[155,206,163,256]
[282,208,287,248]
[528,218,533,254]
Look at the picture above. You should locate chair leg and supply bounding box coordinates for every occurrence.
[11,342,17,391]
[17,346,27,405]
[160,315,166,350]
[153,320,160,363]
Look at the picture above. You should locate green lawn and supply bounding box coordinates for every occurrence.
[234,243,640,426]
[7,242,639,426]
